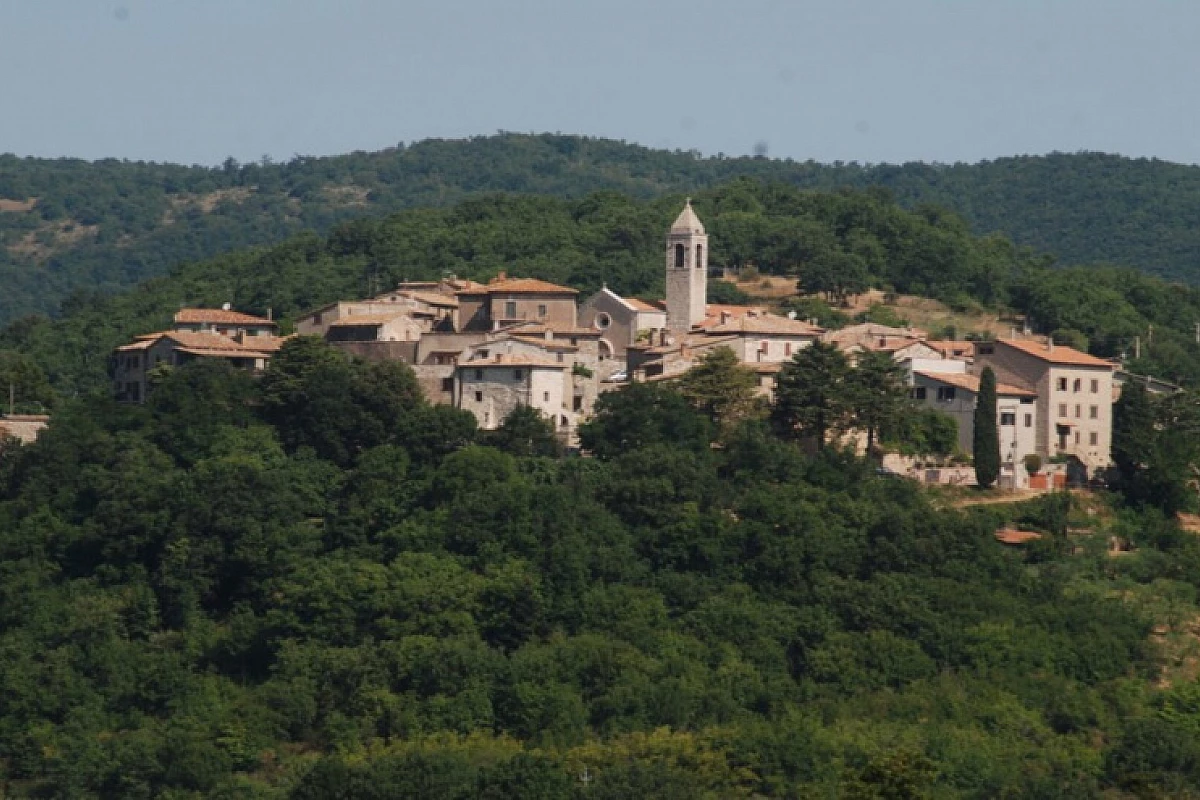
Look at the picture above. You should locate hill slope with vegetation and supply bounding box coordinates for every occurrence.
[5,134,1200,324]
[2,336,1199,796]
[6,180,1200,405]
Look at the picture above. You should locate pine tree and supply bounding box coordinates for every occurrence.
[973,367,1000,488]
[771,341,852,450]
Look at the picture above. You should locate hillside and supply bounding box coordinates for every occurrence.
[0,335,1196,796]
[5,135,1200,324]
[6,181,1200,405]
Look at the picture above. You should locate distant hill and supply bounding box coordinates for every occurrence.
[3,134,1200,324]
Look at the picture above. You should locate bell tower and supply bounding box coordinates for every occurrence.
[665,199,708,331]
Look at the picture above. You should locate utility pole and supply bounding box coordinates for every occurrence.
[7,381,13,417]
[1134,336,1141,360]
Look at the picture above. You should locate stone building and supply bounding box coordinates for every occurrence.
[974,338,1116,475]
[112,309,286,403]
[455,353,570,432]
[665,200,709,331]
[577,288,666,360]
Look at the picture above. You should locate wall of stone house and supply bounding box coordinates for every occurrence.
[913,373,978,454]
[578,292,635,355]
[414,332,490,364]
[457,294,490,331]
[1045,365,1113,470]
[487,294,578,328]
[975,344,1051,456]
[412,365,456,405]
[329,341,419,364]
[456,365,567,430]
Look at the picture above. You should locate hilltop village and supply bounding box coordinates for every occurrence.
[108,201,1128,487]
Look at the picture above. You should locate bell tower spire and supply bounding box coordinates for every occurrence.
[665,198,708,331]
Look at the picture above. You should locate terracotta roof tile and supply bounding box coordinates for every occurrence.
[626,298,666,312]
[703,314,824,336]
[470,277,578,295]
[994,339,1116,368]
[913,369,1037,397]
[460,354,567,369]
[174,308,276,326]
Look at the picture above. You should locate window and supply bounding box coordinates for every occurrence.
[1089,405,1098,419]
[1091,379,1099,393]
[573,396,583,411]
[1057,377,1068,391]
[543,391,550,402]
[674,243,685,268]
[504,301,517,319]
[784,343,792,356]
[977,344,994,355]
[478,349,489,359]
[1058,403,1067,417]
[537,304,547,318]
[1073,378,1081,392]
[1075,404,1081,418]
[759,340,769,354]
[513,369,523,380]
[556,353,564,363]
[594,313,611,330]
[911,387,927,400]
[937,387,956,401]
[313,312,323,325]
[1074,431,1080,445]
[1089,431,1099,446]
[695,244,704,268]
[1000,412,1016,426]
[474,369,483,380]
[1024,413,1033,428]
[474,391,483,402]
[441,377,453,392]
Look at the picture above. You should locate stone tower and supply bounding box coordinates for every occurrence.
[665,199,708,331]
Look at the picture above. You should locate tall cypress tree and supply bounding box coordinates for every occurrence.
[973,367,1001,488]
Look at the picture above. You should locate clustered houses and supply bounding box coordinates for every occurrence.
[108,201,1123,480]
[111,308,287,402]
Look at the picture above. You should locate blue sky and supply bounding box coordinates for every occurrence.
[2,1,1196,166]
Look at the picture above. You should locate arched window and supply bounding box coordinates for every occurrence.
[695,244,704,269]
[674,243,685,268]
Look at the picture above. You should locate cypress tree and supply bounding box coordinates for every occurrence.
[973,367,1001,488]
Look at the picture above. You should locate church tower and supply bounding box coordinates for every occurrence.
[665,199,708,331]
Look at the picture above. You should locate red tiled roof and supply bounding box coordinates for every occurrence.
[702,314,824,336]
[913,370,1037,398]
[995,528,1043,545]
[472,277,578,295]
[627,298,666,312]
[459,354,567,369]
[994,339,1115,368]
[174,308,276,326]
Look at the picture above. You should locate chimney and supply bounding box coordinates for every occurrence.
[720,311,732,324]
[1047,337,1054,353]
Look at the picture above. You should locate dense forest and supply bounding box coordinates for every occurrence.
[6,133,1200,324]
[7,180,1200,406]
[2,337,1200,797]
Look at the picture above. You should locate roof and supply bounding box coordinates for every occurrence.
[403,290,459,308]
[115,337,160,352]
[995,528,1043,545]
[927,340,977,358]
[0,415,49,444]
[913,370,1037,398]
[506,321,600,337]
[328,313,412,327]
[994,338,1116,369]
[627,297,666,313]
[459,354,567,369]
[670,199,705,235]
[174,308,276,326]
[458,275,577,295]
[702,314,824,336]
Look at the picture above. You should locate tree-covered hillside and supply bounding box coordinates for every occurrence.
[7,181,1200,403]
[1,339,1197,796]
[5,134,1200,324]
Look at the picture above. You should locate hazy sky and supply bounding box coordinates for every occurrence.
[2,1,1196,166]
